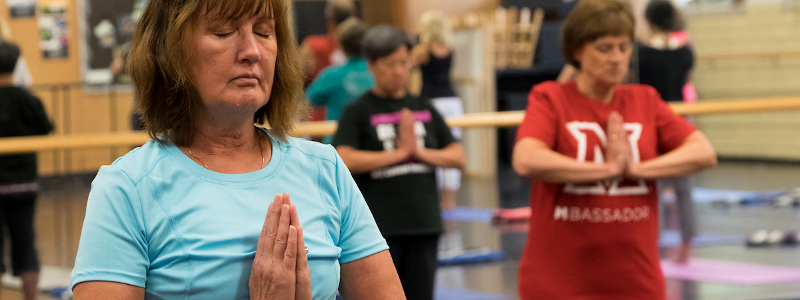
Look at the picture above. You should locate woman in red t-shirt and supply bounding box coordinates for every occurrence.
[511,0,717,298]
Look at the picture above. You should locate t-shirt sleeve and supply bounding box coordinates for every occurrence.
[306,68,334,107]
[516,85,559,148]
[21,94,53,135]
[652,88,696,153]
[426,101,456,148]
[333,150,388,263]
[71,166,149,289]
[331,101,363,148]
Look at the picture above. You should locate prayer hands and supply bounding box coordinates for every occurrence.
[396,108,418,158]
[249,193,312,300]
[605,111,631,177]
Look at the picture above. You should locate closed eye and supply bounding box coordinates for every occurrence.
[215,32,234,38]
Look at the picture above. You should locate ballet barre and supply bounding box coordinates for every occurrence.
[1,97,800,155]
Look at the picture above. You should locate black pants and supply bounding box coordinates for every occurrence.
[0,193,40,275]
[386,235,439,300]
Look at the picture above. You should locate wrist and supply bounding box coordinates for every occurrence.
[392,148,410,162]
[626,162,645,179]
[604,161,624,178]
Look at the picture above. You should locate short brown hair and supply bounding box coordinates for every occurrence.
[127,0,305,146]
[561,0,635,69]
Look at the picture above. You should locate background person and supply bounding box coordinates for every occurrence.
[299,0,354,126]
[638,0,697,263]
[0,39,52,300]
[411,9,463,210]
[511,0,717,298]
[70,0,405,299]
[333,24,466,300]
[306,17,373,143]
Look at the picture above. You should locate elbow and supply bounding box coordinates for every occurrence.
[700,139,718,170]
[703,150,718,170]
[511,157,533,178]
[455,153,467,170]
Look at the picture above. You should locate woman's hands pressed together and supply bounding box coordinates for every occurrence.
[250,193,312,300]
[604,111,631,178]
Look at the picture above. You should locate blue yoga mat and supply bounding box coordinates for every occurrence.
[438,249,505,266]
[441,207,494,223]
[659,229,744,248]
[692,188,785,204]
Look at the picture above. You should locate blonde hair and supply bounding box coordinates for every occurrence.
[127,0,305,146]
[419,10,453,46]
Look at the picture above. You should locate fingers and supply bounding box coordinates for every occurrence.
[282,225,299,277]
[260,195,283,258]
[295,225,312,300]
[281,192,291,206]
[273,204,292,262]
[283,193,302,228]
[606,111,623,143]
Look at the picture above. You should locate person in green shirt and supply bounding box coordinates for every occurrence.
[306,17,373,143]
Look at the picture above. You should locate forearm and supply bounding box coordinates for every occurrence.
[415,143,465,169]
[512,138,620,183]
[336,146,409,174]
[628,131,717,179]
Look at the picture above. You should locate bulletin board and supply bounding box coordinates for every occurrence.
[80,0,140,85]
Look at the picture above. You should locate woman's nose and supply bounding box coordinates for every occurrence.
[237,31,261,63]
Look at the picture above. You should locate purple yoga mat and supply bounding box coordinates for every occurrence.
[661,258,800,285]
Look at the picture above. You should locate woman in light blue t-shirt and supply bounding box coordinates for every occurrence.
[70,0,405,299]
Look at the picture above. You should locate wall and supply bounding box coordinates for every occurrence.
[1,0,135,175]
[404,0,498,34]
[0,0,80,84]
[687,3,800,160]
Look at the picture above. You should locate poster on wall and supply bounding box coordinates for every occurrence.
[81,0,142,85]
[6,0,36,18]
[38,1,69,59]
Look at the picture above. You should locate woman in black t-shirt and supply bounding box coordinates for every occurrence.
[333,25,465,300]
[637,0,697,264]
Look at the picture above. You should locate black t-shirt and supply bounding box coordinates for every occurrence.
[332,91,455,238]
[0,86,54,183]
[637,43,694,102]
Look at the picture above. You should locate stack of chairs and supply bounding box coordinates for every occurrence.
[493,6,544,70]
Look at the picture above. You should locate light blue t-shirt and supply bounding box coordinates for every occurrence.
[306,57,374,124]
[71,130,388,299]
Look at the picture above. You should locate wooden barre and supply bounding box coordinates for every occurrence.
[2,97,800,155]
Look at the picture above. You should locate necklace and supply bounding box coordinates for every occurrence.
[185,131,265,170]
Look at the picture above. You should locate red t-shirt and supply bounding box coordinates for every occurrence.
[303,34,338,122]
[515,81,696,300]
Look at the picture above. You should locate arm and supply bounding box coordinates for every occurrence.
[335,108,418,174]
[512,111,629,183]
[512,137,623,183]
[415,142,465,169]
[73,282,144,300]
[21,95,53,135]
[411,44,430,66]
[339,250,405,300]
[627,130,717,179]
[335,145,410,174]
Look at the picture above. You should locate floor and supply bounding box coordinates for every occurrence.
[4,160,800,299]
